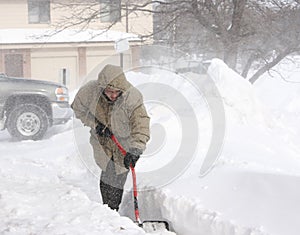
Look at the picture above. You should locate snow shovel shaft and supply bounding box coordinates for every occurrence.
[111,135,142,225]
[110,134,170,232]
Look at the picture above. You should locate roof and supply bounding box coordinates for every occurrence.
[0,28,140,45]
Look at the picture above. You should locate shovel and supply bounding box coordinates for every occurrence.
[110,134,170,232]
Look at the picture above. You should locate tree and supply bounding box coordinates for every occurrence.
[151,0,300,83]
[52,0,300,83]
[243,1,300,83]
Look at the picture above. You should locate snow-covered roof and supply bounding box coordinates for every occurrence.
[0,28,140,44]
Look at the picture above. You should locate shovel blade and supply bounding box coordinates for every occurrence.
[138,220,169,233]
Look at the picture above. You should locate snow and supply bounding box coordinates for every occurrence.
[0,28,139,44]
[1,58,300,235]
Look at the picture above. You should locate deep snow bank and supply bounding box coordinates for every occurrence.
[159,166,300,235]
[119,59,300,235]
[0,126,149,235]
[1,58,300,235]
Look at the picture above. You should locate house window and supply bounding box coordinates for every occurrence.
[28,0,50,24]
[100,0,121,23]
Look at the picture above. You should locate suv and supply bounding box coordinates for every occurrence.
[0,73,73,140]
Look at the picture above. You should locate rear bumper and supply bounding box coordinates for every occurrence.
[51,102,73,125]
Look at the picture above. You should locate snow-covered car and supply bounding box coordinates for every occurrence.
[174,59,210,74]
[0,73,73,140]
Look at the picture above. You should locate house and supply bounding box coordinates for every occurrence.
[0,0,153,90]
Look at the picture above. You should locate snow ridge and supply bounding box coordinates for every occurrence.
[148,190,268,235]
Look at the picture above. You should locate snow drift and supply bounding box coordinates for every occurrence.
[1,58,300,235]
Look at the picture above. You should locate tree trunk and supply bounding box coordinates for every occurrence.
[249,48,293,84]
[222,0,246,70]
[223,41,238,70]
[241,53,257,78]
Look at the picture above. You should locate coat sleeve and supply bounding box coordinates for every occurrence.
[71,85,97,129]
[129,103,150,152]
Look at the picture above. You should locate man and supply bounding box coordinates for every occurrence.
[71,64,150,211]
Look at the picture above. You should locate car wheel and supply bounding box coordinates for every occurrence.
[7,104,49,140]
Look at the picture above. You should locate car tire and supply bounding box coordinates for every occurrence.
[7,104,49,140]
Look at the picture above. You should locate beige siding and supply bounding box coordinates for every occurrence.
[83,46,131,86]
[50,1,152,35]
[31,48,79,90]
[50,1,103,30]
[86,46,128,72]
[126,3,153,36]
[0,0,151,90]
[29,45,132,91]
[0,0,152,36]
[0,0,28,29]
[0,0,52,29]
[0,42,134,91]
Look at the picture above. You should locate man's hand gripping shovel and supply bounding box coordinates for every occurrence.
[98,122,170,232]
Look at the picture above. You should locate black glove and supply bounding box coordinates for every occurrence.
[124,148,142,169]
[95,123,112,137]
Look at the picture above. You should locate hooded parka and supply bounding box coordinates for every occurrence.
[71,64,150,174]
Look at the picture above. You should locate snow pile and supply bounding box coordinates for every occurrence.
[120,59,300,235]
[1,58,300,235]
[254,60,300,151]
[0,127,152,235]
[207,58,265,124]
[206,59,300,175]
[156,59,300,235]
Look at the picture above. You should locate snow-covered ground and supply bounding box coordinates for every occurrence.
[1,58,300,235]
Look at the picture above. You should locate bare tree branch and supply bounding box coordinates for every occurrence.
[51,0,300,83]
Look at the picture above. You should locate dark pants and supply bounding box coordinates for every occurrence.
[100,159,128,211]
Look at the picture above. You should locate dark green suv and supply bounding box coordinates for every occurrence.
[0,73,73,140]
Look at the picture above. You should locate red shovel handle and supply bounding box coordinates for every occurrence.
[111,134,142,224]
[111,135,127,156]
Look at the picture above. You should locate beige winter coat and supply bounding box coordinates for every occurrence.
[71,64,150,174]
